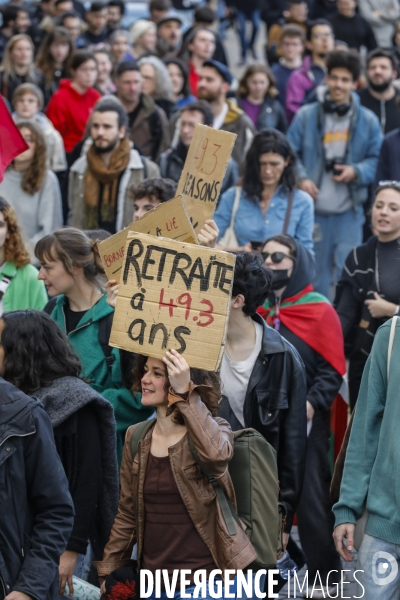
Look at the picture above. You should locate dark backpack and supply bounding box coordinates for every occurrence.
[130,420,285,569]
[43,297,114,368]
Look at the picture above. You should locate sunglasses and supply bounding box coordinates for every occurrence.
[261,251,295,264]
[377,180,400,192]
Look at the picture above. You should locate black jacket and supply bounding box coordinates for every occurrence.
[34,376,119,560]
[0,379,74,600]
[268,240,343,412]
[329,13,377,51]
[358,87,400,134]
[159,141,239,195]
[237,95,287,133]
[218,314,307,531]
[375,126,400,186]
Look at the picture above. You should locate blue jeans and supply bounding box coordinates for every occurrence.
[145,573,266,600]
[59,543,94,597]
[236,10,261,59]
[74,542,94,580]
[313,206,365,299]
[356,533,400,600]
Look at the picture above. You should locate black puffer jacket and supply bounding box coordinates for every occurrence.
[0,379,74,600]
[218,314,307,531]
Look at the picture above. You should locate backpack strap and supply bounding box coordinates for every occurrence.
[130,419,156,459]
[282,190,294,235]
[140,156,148,179]
[98,312,115,368]
[43,296,58,315]
[387,316,398,379]
[187,434,241,536]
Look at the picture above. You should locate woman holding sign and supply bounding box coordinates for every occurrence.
[35,227,153,463]
[96,349,258,598]
[214,129,314,253]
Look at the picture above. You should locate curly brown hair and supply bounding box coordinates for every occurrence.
[132,354,221,425]
[0,196,31,267]
[15,121,47,195]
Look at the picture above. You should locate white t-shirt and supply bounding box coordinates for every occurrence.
[220,321,263,427]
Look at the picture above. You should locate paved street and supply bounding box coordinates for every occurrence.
[276,527,360,599]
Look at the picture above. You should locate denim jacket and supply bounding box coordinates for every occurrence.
[214,185,314,252]
[287,92,383,208]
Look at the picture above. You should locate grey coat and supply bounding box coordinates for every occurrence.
[68,147,160,231]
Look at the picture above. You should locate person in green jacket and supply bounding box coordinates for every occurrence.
[333,317,400,598]
[35,227,153,462]
[0,196,47,313]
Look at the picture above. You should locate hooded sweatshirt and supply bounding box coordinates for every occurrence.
[46,79,101,152]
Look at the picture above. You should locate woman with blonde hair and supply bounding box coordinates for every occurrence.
[0,196,47,312]
[130,19,157,59]
[237,63,287,133]
[138,55,176,118]
[0,34,46,103]
[0,121,62,258]
[36,26,75,98]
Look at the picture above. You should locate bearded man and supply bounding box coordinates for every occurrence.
[68,100,159,232]
[358,48,400,134]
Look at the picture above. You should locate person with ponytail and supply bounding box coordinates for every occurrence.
[0,196,47,313]
[35,227,153,461]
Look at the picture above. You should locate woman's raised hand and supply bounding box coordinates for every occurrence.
[162,349,190,394]
[105,279,119,309]
[197,219,219,248]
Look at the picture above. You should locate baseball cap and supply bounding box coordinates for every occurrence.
[202,59,233,85]
[157,13,183,27]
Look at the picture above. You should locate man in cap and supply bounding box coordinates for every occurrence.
[197,59,255,164]
[156,13,182,57]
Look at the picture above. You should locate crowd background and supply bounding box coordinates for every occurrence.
[1,0,400,598]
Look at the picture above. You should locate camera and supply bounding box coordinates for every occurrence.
[325,158,344,177]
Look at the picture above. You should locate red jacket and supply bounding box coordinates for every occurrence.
[46,79,101,152]
[188,62,200,97]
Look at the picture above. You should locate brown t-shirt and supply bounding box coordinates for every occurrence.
[142,453,216,581]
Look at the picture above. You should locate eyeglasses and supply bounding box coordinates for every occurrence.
[261,251,295,264]
[377,180,400,192]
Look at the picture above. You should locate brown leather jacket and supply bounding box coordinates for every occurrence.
[96,384,257,577]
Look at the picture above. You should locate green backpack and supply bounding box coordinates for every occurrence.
[130,420,285,569]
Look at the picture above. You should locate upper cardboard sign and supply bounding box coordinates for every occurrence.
[98,195,197,282]
[109,231,236,371]
[176,124,237,233]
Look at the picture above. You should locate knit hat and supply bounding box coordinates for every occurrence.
[130,19,156,45]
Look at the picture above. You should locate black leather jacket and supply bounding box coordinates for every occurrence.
[218,314,307,532]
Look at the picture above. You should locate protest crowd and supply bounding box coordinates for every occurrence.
[1,0,400,598]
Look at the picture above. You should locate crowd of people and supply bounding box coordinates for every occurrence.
[1,0,400,598]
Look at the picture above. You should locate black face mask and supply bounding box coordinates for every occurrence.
[271,269,291,290]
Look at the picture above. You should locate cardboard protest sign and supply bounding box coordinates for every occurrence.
[98,196,197,282]
[176,124,237,233]
[109,231,236,371]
